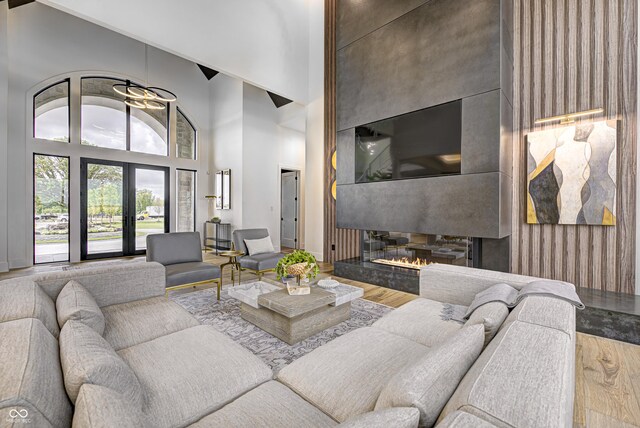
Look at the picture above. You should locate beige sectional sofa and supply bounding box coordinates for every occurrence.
[0,262,575,428]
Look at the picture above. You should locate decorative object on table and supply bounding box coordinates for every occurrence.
[204,221,231,254]
[275,250,319,295]
[526,120,617,225]
[317,278,339,289]
[211,216,221,223]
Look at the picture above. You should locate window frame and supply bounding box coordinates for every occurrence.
[33,78,71,142]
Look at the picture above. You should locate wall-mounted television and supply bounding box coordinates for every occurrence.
[355,100,462,183]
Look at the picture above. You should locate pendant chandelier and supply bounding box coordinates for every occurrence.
[113,45,177,110]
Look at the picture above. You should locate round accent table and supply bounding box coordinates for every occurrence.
[219,250,244,286]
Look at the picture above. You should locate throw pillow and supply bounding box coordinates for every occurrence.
[338,408,420,428]
[59,320,143,408]
[56,280,105,335]
[73,384,147,428]
[375,324,485,427]
[0,279,59,338]
[465,301,509,347]
[244,236,275,256]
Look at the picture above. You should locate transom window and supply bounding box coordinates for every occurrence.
[34,79,70,142]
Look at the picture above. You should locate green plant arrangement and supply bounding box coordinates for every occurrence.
[211,216,221,223]
[275,250,320,282]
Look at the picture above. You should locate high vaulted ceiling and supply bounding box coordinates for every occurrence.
[36,0,311,103]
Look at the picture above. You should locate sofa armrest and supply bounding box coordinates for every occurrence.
[5,262,167,307]
[420,264,575,306]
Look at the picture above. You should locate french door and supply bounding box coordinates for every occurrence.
[80,158,169,260]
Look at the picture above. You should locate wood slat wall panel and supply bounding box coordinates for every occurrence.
[324,0,360,263]
[512,0,637,293]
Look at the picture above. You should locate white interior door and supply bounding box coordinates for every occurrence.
[281,171,298,249]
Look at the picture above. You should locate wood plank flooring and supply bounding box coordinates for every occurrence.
[1,254,639,427]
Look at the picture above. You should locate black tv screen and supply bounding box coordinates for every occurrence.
[354,100,462,183]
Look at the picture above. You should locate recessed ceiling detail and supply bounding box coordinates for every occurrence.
[197,64,219,81]
[267,91,293,108]
[7,0,35,9]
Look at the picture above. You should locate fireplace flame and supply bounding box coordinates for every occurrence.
[372,257,432,270]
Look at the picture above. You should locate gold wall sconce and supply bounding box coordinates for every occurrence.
[534,108,604,125]
[331,150,337,200]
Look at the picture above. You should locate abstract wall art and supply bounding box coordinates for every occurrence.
[527,120,617,225]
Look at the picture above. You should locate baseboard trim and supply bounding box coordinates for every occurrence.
[9,259,30,270]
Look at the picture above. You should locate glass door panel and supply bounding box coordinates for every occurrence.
[84,162,125,257]
[133,167,167,251]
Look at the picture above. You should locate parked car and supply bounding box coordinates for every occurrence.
[59,214,69,222]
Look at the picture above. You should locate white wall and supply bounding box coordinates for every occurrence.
[37,0,310,103]
[210,74,244,228]
[0,2,9,272]
[2,3,212,269]
[304,0,325,261]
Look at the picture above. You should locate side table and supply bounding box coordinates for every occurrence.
[219,250,244,286]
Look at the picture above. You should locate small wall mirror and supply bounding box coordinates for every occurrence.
[214,171,223,209]
[215,169,231,210]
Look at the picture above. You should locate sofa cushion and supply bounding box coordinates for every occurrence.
[338,408,419,428]
[435,410,497,427]
[464,301,509,347]
[243,236,275,256]
[190,381,335,428]
[438,321,574,428]
[146,232,203,266]
[59,320,144,407]
[102,297,200,351]
[277,327,429,422]
[165,262,221,287]
[501,295,575,337]
[0,279,59,338]
[375,325,484,427]
[73,384,147,428]
[372,298,465,347]
[118,325,272,428]
[0,318,72,427]
[56,280,105,335]
[239,252,285,271]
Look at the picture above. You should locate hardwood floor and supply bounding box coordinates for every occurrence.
[1,254,639,427]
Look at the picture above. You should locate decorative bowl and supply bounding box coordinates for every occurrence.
[317,278,339,289]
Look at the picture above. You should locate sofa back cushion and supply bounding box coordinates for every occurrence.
[232,228,269,255]
[73,384,147,428]
[375,324,484,427]
[0,279,59,338]
[59,320,144,408]
[56,280,105,335]
[0,262,166,307]
[0,318,72,427]
[146,232,203,266]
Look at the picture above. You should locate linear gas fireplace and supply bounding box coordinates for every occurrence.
[334,231,476,294]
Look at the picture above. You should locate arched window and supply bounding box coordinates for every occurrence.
[34,79,70,142]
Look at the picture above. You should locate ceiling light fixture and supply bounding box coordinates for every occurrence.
[113,45,177,110]
[534,108,604,125]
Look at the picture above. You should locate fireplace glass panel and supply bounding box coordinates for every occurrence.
[362,231,472,269]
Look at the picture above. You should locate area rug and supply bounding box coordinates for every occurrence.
[170,287,392,373]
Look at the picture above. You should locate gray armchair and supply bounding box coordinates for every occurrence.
[232,229,285,280]
[146,232,222,300]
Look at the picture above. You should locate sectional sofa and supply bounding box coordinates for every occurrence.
[0,262,575,427]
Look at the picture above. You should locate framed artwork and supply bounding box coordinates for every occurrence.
[526,120,617,225]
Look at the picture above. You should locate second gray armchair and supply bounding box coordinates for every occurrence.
[232,229,285,280]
